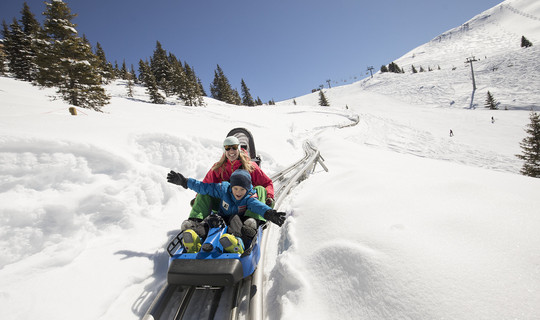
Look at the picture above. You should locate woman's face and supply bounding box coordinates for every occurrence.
[224,145,240,162]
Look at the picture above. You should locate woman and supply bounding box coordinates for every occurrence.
[202,136,274,198]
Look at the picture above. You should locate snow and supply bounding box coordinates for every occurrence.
[1,0,540,319]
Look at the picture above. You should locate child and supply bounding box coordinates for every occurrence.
[167,169,286,253]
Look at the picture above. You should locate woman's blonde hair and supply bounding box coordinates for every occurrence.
[212,150,254,177]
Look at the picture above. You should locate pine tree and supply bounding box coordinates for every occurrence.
[0,43,5,75]
[197,78,206,96]
[166,53,203,106]
[71,34,110,108]
[380,65,388,73]
[183,63,205,106]
[232,88,242,105]
[240,79,255,106]
[210,64,235,104]
[137,65,144,83]
[139,59,164,104]
[126,74,134,98]
[4,19,31,80]
[411,65,418,73]
[120,59,128,80]
[1,22,10,75]
[2,20,15,73]
[126,63,135,98]
[516,112,540,178]
[113,61,120,78]
[210,67,220,98]
[94,42,114,82]
[19,3,40,81]
[130,64,138,84]
[1,3,41,81]
[388,62,402,74]
[35,0,77,87]
[521,36,533,48]
[319,90,330,106]
[35,0,109,110]
[168,54,189,101]
[150,41,173,96]
[485,91,498,110]
[20,3,40,36]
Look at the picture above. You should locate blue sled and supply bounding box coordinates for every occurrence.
[166,224,263,287]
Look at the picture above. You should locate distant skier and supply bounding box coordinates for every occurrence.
[450,129,454,137]
[491,116,495,123]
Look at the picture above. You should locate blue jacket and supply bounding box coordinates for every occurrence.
[187,178,271,218]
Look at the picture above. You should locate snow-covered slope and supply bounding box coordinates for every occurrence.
[386,0,540,108]
[286,0,540,110]
[1,0,540,319]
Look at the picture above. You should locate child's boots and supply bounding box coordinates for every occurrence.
[182,229,202,253]
[183,229,245,254]
[219,233,245,254]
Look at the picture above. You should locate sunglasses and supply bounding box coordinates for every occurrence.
[224,145,239,151]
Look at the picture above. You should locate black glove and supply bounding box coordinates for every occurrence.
[167,170,188,189]
[206,214,224,229]
[264,209,286,227]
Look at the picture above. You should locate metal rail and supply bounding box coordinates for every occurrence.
[248,140,327,320]
[143,142,327,320]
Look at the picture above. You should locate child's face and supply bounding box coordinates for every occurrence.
[232,186,247,200]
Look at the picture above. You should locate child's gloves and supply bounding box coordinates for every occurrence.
[264,209,286,227]
[206,214,224,229]
[167,170,188,189]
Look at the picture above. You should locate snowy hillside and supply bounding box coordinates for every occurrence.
[369,0,540,109]
[1,0,540,319]
[287,0,540,110]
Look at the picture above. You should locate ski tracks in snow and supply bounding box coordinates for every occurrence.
[351,113,521,174]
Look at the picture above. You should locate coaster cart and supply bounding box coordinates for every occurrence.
[166,128,265,287]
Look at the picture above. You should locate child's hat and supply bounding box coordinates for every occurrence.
[230,169,252,190]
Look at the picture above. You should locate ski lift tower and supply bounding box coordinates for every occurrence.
[465,56,478,91]
[367,66,374,78]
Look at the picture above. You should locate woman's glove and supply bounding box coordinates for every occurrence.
[263,209,286,227]
[167,170,188,189]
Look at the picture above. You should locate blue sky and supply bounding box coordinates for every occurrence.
[1,0,503,102]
